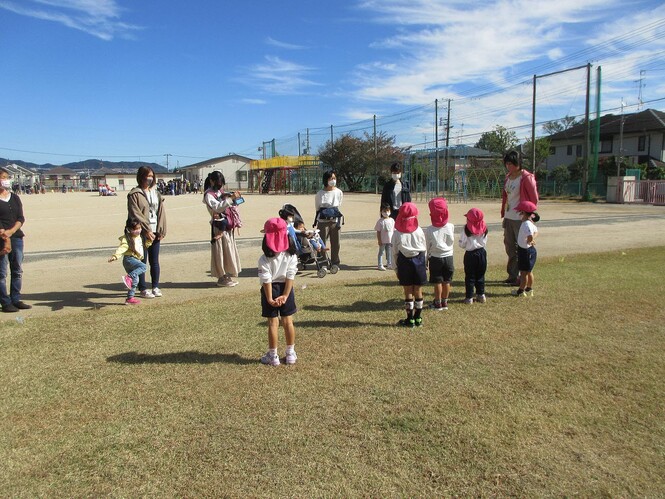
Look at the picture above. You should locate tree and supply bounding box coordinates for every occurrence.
[317,132,402,192]
[542,116,581,135]
[521,137,551,170]
[474,125,519,155]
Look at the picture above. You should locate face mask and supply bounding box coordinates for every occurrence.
[392,173,401,181]
[328,180,336,187]
[0,179,10,189]
[382,211,390,218]
[130,229,141,236]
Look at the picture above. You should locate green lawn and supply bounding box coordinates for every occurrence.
[2,248,664,496]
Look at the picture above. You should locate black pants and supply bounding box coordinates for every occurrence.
[463,248,487,299]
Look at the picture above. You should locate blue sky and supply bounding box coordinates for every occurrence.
[1,0,664,167]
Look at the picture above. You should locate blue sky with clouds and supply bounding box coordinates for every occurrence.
[1,0,664,167]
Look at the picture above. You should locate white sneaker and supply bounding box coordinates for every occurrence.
[140,289,155,299]
[378,265,386,271]
[260,351,280,366]
[285,350,297,365]
[152,287,162,297]
[475,294,486,303]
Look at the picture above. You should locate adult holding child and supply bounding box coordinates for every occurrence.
[203,171,242,287]
[500,150,538,286]
[128,166,167,298]
[314,170,343,268]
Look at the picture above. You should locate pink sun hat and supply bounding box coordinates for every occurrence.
[262,217,289,253]
[395,202,419,233]
[428,197,449,227]
[464,208,487,235]
[515,200,537,213]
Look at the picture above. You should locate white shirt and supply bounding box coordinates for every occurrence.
[315,188,343,211]
[204,189,232,219]
[458,231,488,251]
[392,227,427,260]
[392,181,403,210]
[424,223,455,258]
[374,216,395,244]
[518,220,538,248]
[145,188,159,232]
[258,252,298,284]
[504,176,522,221]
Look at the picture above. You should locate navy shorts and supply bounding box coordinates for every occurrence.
[428,255,454,283]
[260,282,297,318]
[396,252,428,286]
[517,246,537,272]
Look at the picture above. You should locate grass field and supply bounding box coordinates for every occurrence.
[2,248,665,496]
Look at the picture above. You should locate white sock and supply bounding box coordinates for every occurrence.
[286,344,295,353]
[269,348,277,355]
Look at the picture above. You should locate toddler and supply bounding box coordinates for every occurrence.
[108,218,151,305]
[424,197,454,310]
[512,200,539,297]
[458,208,488,304]
[374,203,395,270]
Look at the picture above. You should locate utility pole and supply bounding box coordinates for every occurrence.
[445,99,451,195]
[435,99,439,195]
[164,153,172,171]
[374,114,378,194]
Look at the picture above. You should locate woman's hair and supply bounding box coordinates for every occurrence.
[124,217,142,254]
[390,162,402,173]
[261,234,297,258]
[503,150,521,169]
[136,166,156,187]
[0,167,9,176]
[204,171,225,191]
[322,170,336,187]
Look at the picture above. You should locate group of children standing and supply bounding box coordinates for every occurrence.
[375,198,539,327]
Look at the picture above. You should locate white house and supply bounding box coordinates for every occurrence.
[179,154,252,191]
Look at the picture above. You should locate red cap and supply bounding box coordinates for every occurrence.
[515,200,537,213]
[428,197,449,227]
[464,208,487,235]
[395,202,419,233]
[263,217,289,253]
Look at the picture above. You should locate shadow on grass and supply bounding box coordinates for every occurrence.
[303,299,401,313]
[106,351,255,365]
[22,290,119,311]
[295,319,389,328]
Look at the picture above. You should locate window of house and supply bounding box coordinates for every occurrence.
[567,145,573,156]
[236,170,247,182]
[638,135,646,152]
[576,145,582,157]
[600,138,612,153]
[549,146,556,155]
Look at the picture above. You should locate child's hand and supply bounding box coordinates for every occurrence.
[108,256,116,263]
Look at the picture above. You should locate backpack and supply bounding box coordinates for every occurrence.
[224,204,243,235]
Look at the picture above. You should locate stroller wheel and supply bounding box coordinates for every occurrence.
[297,262,304,271]
[329,264,339,274]
[317,268,327,278]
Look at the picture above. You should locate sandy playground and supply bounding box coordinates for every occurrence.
[2,190,665,321]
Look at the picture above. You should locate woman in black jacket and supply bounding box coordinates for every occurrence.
[380,162,411,219]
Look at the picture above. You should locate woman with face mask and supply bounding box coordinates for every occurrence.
[314,170,343,267]
[0,167,31,313]
[381,162,411,219]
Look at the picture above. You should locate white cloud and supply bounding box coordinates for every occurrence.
[266,37,307,50]
[0,0,140,40]
[246,55,322,95]
[241,98,267,105]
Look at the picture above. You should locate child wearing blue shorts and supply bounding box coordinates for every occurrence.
[512,200,540,297]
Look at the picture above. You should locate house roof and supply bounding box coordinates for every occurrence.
[181,154,253,170]
[44,166,78,175]
[2,163,37,176]
[547,108,665,141]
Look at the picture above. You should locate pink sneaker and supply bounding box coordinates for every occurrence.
[125,297,141,305]
[122,275,132,290]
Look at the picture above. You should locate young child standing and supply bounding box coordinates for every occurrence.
[258,217,299,366]
[458,208,488,304]
[512,200,540,297]
[108,218,151,305]
[392,202,427,327]
[424,197,454,311]
[374,203,395,270]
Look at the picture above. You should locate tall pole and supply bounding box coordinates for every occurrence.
[298,132,301,156]
[330,125,333,144]
[374,114,378,194]
[434,99,439,195]
[445,99,451,194]
[592,66,602,182]
[531,75,537,170]
[583,62,591,200]
[164,153,172,171]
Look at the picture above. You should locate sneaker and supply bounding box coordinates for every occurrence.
[463,298,474,304]
[13,301,32,310]
[285,350,297,365]
[397,318,416,328]
[524,288,534,297]
[125,297,141,305]
[121,275,132,290]
[511,288,526,297]
[2,303,19,313]
[414,317,423,327]
[152,287,162,297]
[217,279,238,287]
[140,289,155,299]
[440,300,449,310]
[260,351,280,366]
[378,265,386,271]
[476,294,487,303]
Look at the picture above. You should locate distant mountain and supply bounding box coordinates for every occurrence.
[0,158,167,173]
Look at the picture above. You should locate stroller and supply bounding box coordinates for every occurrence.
[279,204,338,278]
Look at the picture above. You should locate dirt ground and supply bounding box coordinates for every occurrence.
[3,191,665,321]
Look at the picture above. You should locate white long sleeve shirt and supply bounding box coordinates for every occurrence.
[314,188,343,211]
[392,227,427,261]
[458,231,488,251]
[424,223,455,258]
[258,252,298,284]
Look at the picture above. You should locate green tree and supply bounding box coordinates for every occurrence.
[551,165,570,195]
[521,137,551,170]
[542,116,581,135]
[474,125,519,155]
[317,132,402,192]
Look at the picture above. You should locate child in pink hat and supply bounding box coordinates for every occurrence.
[512,201,540,297]
[391,202,427,327]
[258,217,299,366]
[458,208,488,304]
[424,197,455,311]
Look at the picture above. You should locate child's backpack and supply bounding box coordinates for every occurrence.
[224,204,243,235]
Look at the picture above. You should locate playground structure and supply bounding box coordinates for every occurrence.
[249,155,321,194]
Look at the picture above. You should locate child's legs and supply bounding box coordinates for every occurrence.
[377,244,385,266]
[280,315,296,346]
[442,282,451,300]
[402,285,415,300]
[267,317,279,349]
[434,282,443,301]
[475,249,487,295]
[123,257,147,297]
[525,271,534,289]
[463,251,476,299]
[385,244,393,267]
